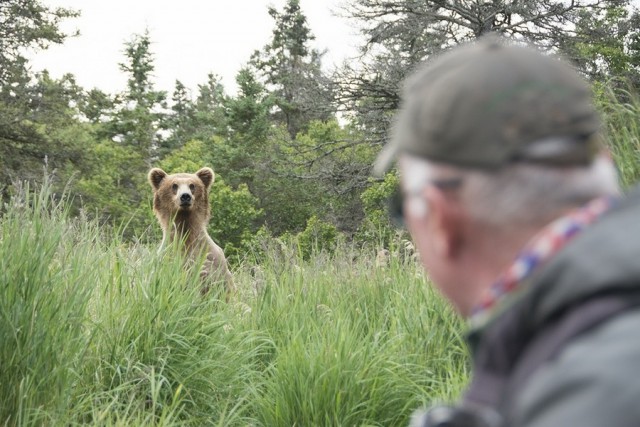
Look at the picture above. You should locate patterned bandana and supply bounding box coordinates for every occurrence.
[469,196,616,329]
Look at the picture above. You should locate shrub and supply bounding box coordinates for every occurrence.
[357,172,401,249]
[296,215,339,259]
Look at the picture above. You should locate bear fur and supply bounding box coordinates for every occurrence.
[148,167,234,297]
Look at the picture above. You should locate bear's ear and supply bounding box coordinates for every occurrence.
[196,167,215,189]
[148,168,167,190]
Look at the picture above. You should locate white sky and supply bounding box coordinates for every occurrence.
[27,0,362,96]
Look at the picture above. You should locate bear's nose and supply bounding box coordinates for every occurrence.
[180,193,192,204]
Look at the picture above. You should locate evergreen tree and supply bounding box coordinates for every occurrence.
[0,0,78,86]
[80,88,115,125]
[192,73,229,142]
[162,80,195,155]
[162,74,231,159]
[227,68,272,144]
[209,68,272,189]
[0,0,79,191]
[106,32,167,165]
[250,0,334,139]
[0,71,88,188]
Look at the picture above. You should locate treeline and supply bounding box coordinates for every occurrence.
[2,0,640,261]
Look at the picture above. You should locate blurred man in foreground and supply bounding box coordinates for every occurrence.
[374,36,640,426]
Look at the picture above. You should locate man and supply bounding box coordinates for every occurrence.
[374,36,640,426]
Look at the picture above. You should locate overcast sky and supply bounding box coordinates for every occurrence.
[27,0,362,96]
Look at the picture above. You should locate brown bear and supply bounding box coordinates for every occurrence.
[148,167,235,298]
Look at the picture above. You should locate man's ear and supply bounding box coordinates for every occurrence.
[148,168,167,190]
[424,185,465,259]
[196,167,215,189]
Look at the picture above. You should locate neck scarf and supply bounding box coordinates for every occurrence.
[469,196,615,329]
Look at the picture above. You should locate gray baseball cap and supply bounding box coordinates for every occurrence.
[374,36,602,176]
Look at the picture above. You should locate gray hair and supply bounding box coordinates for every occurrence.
[400,154,621,228]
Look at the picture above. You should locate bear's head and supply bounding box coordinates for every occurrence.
[148,167,215,223]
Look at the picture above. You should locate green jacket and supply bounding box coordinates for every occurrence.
[464,185,640,427]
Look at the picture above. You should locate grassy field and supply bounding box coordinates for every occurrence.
[0,181,468,426]
[3,88,639,427]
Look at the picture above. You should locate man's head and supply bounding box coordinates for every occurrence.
[376,37,621,316]
[375,36,603,175]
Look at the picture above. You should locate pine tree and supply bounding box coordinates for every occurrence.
[107,31,167,165]
[0,0,79,190]
[250,0,334,139]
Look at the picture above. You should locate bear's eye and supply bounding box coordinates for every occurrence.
[172,184,178,193]
[189,184,195,191]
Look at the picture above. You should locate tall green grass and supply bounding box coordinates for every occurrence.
[3,89,639,426]
[0,182,92,425]
[0,181,467,426]
[241,244,468,426]
[598,85,640,187]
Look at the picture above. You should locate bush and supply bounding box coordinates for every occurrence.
[357,172,401,249]
[296,215,339,260]
[208,180,262,263]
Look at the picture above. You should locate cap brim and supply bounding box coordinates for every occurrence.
[372,142,399,177]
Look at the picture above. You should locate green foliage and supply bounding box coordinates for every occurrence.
[222,68,274,189]
[0,182,468,426]
[2,0,640,280]
[164,74,230,157]
[357,172,400,248]
[80,88,115,124]
[0,0,79,85]
[76,239,264,426]
[0,180,92,424]
[208,181,263,263]
[107,31,168,160]
[361,172,398,214]
[242,237,468,426]
[296,215,339,259]
[163,80,195,155]
[158,139,210,173]
[0,71,89,193]
[567,6,640,86]
[249,125,316,235]
[75,139,152,236]
[597,86,640,187]
[256,120,375,235]
[250,0,333,138]
[227,68,272,144]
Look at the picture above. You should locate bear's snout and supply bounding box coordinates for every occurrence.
[179,192,192,206]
